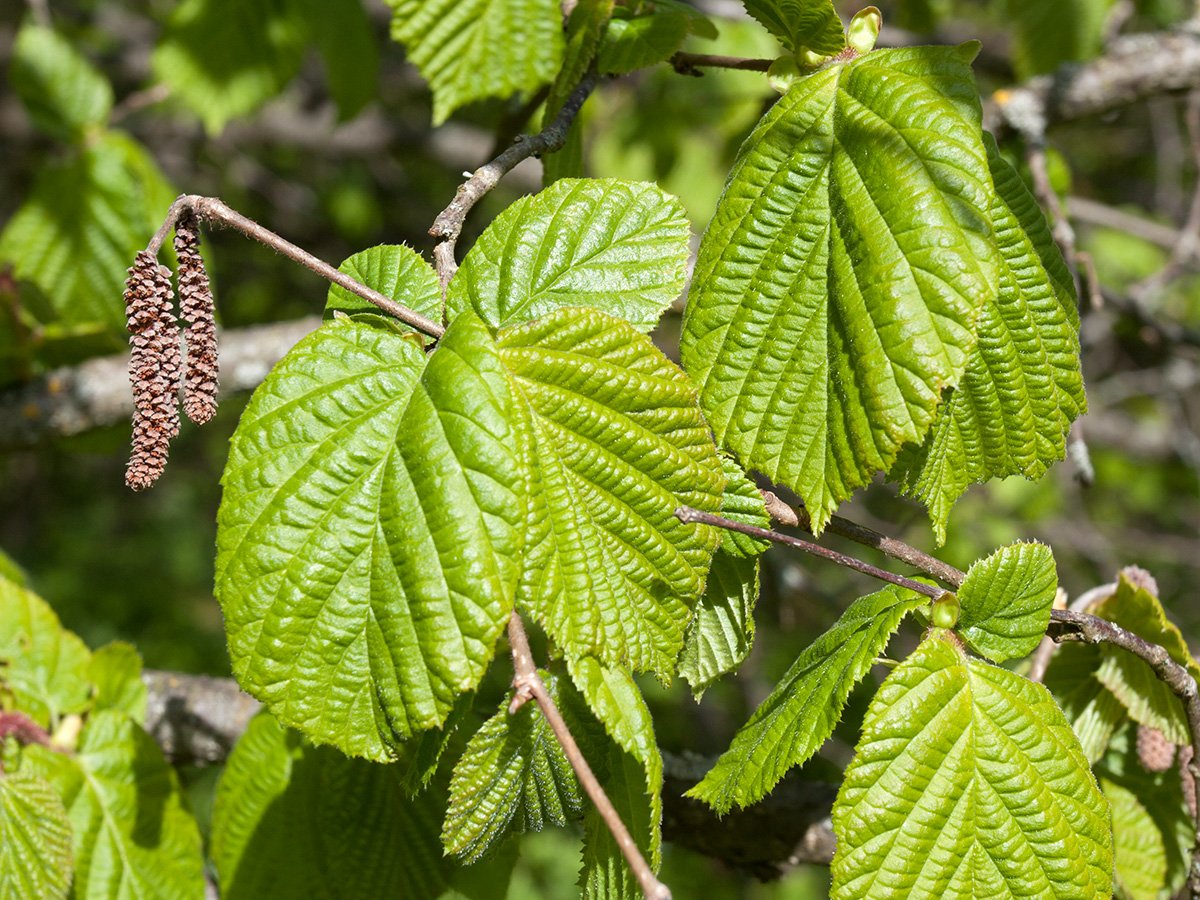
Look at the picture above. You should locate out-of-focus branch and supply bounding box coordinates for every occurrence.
[0,317,318,449]
[143,670,260,766]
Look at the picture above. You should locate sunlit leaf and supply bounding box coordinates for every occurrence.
[955,541,1057,663]
[0,772,73,900]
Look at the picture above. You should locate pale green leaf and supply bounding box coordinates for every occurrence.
[955,541,1057,663]
[212,712,450,899]
[24,710,205,900]
[498,308,723,676]
[442,675,580,862]
[597,11,690,75]
[1102,778,1166,900]
[0,131,176,334]
[1044,643,1127,764]
[152,0,307,134]
[450,179,691,332]
[894,135,1085,541]
[743,0,845,55]
[678,552,759,698]
[0,574,91,727]
[291,0,380,119]
[690,586,925,813]
[832,636,1113,899]
[86,642,147,722]
[1006,0,1118,77]
[216,313,523,760]
[0,772,73,900]
[681,46,997,532]
[11,24,112,142]
[387,0,563,125]
[325,243,441,339]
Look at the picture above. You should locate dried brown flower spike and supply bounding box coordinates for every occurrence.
[124,249,181,490]
[174,212,218,425]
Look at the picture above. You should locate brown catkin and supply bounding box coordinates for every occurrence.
[174,212,218,425]
[124,250,181,490]
[1136,724,1176,773]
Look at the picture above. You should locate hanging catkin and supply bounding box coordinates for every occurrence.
[174,211,219,424]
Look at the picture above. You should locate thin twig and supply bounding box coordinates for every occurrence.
[675,507,946,600]
[669,52,772,76]
[147,195,444,340]
[1047,607,1200,896]
[506,614,671,900]
[110,84,172,125]
[429,73,599,294]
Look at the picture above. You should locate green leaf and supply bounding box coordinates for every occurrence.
[678,552,759,698]
[680,46,997,532]
[497,308,723,677]
[24,710,205,900]
[86,642,147,722]
[1044,643,1127,764]
[955,541,1057,663]
[743,0,846,56]
[212,712,450,899]
[152,0,308,134]
[394,692,474,796]
[386,0,564,125]
[1005,0,1118,77]
[1102,778,1166,900]
[11,24,112,142]
[597,11,690,75]
[542,0,612,184]
[450,179,691,332]
[0,574,91,726]
[442,675,581,862]
[690,586,925,814]
[216,313,523,760]
[713,455,770,559]
[325,243,441,339]
[580,746,656,900]
[832,636,1113,899]
[291,0,380,119]
[894,135,1086,541]
[0,131,176,334]
[1092,572,1200,745]
[0,772,73,900]
[0,549,28,588]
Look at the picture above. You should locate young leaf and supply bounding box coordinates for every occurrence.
[0,573,92,726]
[86,641,147,721]
[11,24,112,142]
[498,308,724,677]
[24,710,206,899]
[832,636,1113,899]
[894,135,1086,541]
[151,0,308,134]
[742,0,846,56]
[0,132,176,334]
[0,772,73,900]
[325,243,441,337]
[212,712,452,899]
[1043,643,1127,764]
[442,676,581,863]
[690,586,926,814]
[955,541,1057,663]
[597,11,691,75]
[449,179,691,332]
[387,0,564,125]
[678,552,759,698]
[1102,778,1167,900]
[216,313,523,761]
[1006,0,1118,77]
[681,46,997,532]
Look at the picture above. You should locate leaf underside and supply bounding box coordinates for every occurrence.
[744,0,846,56]
[1102,778,1167,900]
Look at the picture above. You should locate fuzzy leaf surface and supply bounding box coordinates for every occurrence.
[832,636,1113,899]
[743,0,845,55]
[325,243,441,339]
[597,11,690,74]
[690,586,925,813]
[212,712,451,899]
[442,675,581,863]
[387,0,563,124]
[681,46,996,531]
[0,772,73,900]
[216,314,523,760]
[12,24,112,142]
[894,135,1085,540]
[24,710,205,900]
[1103,778,1166,900]
[498,308,723,676]
[450,179,691,332]
[955,541,1057,663]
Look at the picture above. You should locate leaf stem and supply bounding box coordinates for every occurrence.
[506,613,671,900]
[146,195,445,340]
[674,507,945,601]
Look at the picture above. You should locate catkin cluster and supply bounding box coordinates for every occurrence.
[124,213,219,490]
